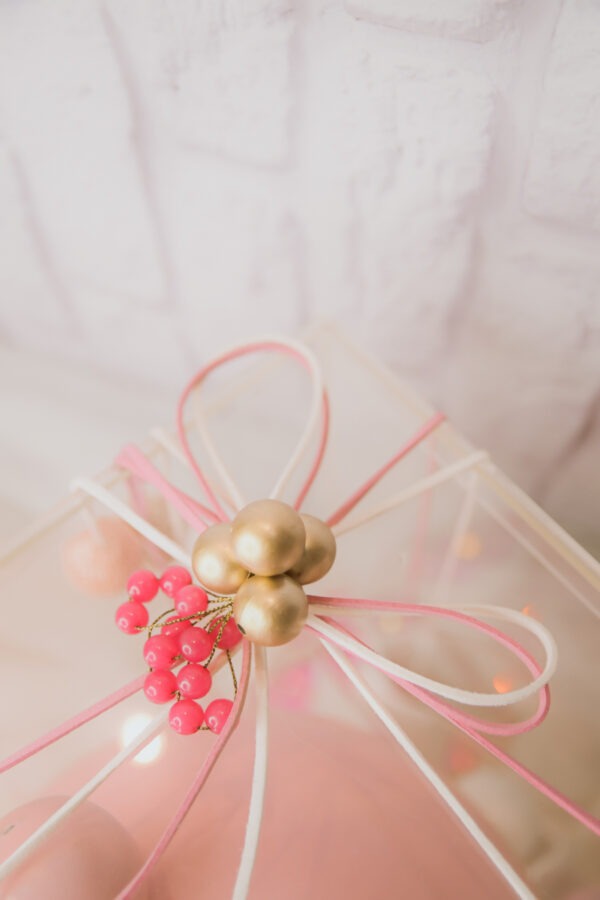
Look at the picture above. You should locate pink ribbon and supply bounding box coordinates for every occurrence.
[119,340,600,830]
[2,338,598,900]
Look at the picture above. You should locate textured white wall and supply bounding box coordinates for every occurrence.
[0,0,599,552]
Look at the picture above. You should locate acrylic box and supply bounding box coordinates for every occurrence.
[0,324,598,900]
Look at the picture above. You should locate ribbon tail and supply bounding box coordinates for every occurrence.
[116,444,221,530]
[0,712,168,884]
[0,650,242,890]
[314,615,600,838]
[71,476,189,564]
[115,640,253,900]
[233,644,269,900]
[454,719,600,838]
[325,412,445,527]
[318,637,536,900]
[0,675,145,775]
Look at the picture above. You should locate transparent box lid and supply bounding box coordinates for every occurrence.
[0,324,598,899]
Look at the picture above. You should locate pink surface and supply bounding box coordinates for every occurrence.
[47,712,514,900]
[2,337,596,899]
[0,798,153,900]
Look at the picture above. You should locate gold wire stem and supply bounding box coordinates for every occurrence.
[137,591,239,718]
[204,612,231,667]
[145,598,233,637]
[147,606,179,637]
[226,649,238,696]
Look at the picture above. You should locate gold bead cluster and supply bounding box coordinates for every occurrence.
[191,500,336,647]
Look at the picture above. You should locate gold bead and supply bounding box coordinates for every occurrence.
[288,514,337,585]
[231,500,306,577]
[233,575,308,646]
[191,523,248,596]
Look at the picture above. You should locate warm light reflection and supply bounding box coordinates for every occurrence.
[448,741,479,775]
[492,675,513,694]
[521,604,535,617]
[455,532,482,561]
[121,713,165,765]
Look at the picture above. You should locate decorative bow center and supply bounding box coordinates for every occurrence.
[1,336,598,900]
[192,499,336,646]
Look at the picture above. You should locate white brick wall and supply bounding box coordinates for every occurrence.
[524,0,600,230]
[344,0,522,43]
[0,0,599,554]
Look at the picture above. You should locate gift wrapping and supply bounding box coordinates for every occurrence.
[0,324,598,900]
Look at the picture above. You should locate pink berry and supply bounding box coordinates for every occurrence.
[160,566,192,598]
[115,601,148,634]
[143,669,177,704]
[161,616,189,639]
[213,617,243,651]
[127,569,159,603]
[205,699,233,734]
[143,634,180,668]
[179,626,214,663]
[174,584,208,617]
[169,699,204,735]
[176,664,212,700]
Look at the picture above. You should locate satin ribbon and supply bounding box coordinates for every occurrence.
[1,337,598,900]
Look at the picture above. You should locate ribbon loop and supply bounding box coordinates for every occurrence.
[308,598,558,710]
[4,337,594,900]
[104,336,596,850]
[175,337,330,518]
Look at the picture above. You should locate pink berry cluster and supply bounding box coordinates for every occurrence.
[115,565,243,735]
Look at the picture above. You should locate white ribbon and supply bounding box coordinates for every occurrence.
[2,336,558,900]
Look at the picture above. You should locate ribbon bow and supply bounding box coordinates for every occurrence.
[1,337,598,900]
